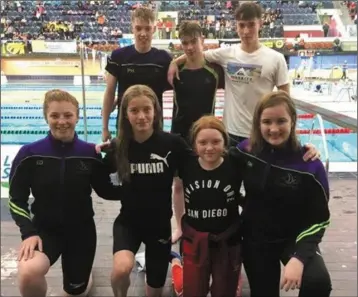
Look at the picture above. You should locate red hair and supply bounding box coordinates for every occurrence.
[190,115,229,147]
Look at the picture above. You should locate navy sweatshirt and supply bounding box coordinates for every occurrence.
[9,133,120,240]
[105,45,172,110]
[230,139,330,264]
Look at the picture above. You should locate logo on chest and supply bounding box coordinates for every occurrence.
[76,160,91,174]
[276,172,301,189]
[184,180,235,203]
[130,151,171,174]
[227,62,262,84]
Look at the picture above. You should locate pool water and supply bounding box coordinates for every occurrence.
[1,102,357,163]
[1,81,357,165]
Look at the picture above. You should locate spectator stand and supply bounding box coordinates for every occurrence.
[0,0,138,43]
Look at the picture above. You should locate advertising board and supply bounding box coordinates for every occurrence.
[1,145,21,198]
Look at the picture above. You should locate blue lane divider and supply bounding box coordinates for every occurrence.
[1,116,117,120]
[1,130,103,135]
[1,106,103,110]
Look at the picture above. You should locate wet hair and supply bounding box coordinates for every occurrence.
[190,115,229,148]
[115,84,162,182]
[234,2,262,21]
[178,20,203,39]
[43,89,79,120]
[249,90,300,154]
[131,6,155,23]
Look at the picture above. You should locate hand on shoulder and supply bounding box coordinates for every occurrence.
[302,143,320,162]
[95,139,112,154]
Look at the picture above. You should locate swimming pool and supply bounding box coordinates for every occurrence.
[1,83,357,196]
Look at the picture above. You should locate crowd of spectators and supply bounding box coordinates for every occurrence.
[0,0,155,42]
[260,6,283,38]
[0,0,353,43]
[173,1,284,39]
[1,0,285,42]
[172,1,237,39]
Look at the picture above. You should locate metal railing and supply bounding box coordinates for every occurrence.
[79,40,88,141]
[309,114,330,172]
[334,79,357,102]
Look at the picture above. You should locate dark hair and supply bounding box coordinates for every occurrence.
[234,2,262,21]
[115,85,162,182]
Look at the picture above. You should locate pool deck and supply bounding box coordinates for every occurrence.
[1,172,357,297]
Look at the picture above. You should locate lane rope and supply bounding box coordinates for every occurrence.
[1,128,353,135]
[0,114,315,120]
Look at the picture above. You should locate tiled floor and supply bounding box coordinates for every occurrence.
[1,174,357,296]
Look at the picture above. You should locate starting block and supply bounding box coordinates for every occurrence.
[73,75,91,86]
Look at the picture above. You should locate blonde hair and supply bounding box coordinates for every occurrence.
[190,115,229,148]
[115,85,162,182]
[131,6,155,23]
[43,89,79,119]
[249,90,300,154]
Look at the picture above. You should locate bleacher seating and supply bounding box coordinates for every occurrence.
[1,0,133,41]
[283,14,319,25]
[159,0,327,38]
[0,0,344,43]
[163,1,282,38]
[262,1,320,25]
[321,0,335,9]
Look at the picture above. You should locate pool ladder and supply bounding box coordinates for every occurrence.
[333,80,357,102]
[309,114,330,173]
